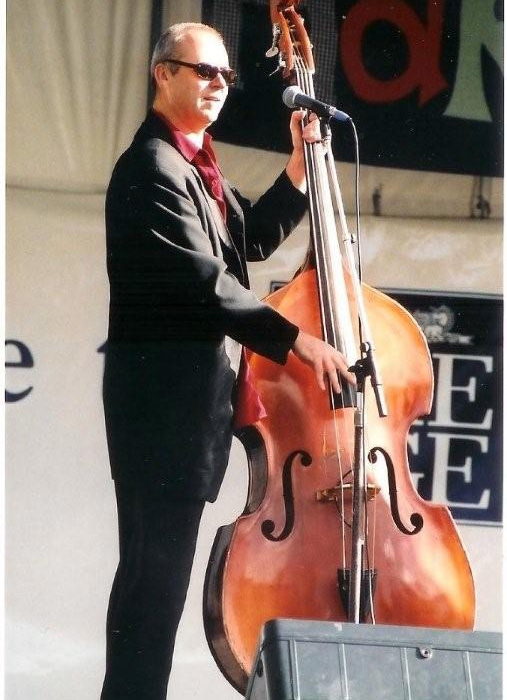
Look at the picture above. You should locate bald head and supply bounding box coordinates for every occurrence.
[150,23,225,79]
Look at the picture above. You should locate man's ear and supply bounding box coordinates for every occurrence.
[153,63,170,90]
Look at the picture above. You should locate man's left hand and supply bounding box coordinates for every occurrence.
[285,110,321,191]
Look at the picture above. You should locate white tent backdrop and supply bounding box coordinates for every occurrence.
[5,2,502,699]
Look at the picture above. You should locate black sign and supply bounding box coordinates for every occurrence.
[203,0,503,176]
[385,291,502,525]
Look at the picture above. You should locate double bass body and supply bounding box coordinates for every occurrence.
[204,267,475,692]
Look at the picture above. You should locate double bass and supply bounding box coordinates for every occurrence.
[204,2,475,692]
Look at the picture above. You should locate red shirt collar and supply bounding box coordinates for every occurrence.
[153,109,216,164]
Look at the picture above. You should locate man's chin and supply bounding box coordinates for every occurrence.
[201,107,222,125]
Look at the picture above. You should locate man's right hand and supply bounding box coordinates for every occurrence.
[292,330,356,394]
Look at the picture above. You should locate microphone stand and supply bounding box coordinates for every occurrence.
[321,120,387,624]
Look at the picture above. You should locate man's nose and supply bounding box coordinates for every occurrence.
[210,71,227,88]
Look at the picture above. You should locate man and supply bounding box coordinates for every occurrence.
[101,22,353,699]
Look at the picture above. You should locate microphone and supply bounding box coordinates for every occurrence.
[282,86,351,123]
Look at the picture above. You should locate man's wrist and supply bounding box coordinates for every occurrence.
[285,152,306,193]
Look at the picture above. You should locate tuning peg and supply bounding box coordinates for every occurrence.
[266,23,281,58]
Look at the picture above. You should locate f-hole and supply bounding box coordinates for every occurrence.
[261,450,312,542]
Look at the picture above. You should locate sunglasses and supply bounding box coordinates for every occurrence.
[165,59,237,86]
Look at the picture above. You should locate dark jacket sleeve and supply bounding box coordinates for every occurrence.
[229,170,308,262]
[106,142,301,363]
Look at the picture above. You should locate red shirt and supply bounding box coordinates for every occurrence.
[154,110,227,221]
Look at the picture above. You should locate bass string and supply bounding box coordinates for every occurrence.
[292,42,379,602]
[292,47,351,570]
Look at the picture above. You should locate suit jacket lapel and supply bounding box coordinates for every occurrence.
[221,179,246,251]
[135,112,249,285]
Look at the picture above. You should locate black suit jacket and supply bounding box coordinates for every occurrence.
[103,111,307,500]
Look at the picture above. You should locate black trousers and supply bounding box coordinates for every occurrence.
[101,480,205,699]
